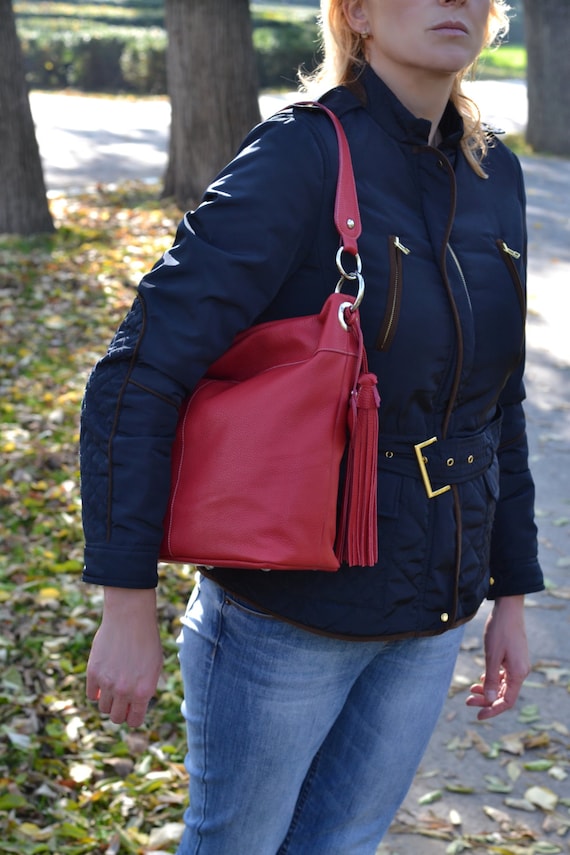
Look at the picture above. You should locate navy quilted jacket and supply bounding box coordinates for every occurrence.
[80,66,543,639]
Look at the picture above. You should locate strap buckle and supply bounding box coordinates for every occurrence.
[413,437,451,499]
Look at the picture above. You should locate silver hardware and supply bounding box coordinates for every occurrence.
[393,236,410,255]
[336,271,365,313]
[501,241,521,259]
[338,301,354,331]
[336,246,362,280]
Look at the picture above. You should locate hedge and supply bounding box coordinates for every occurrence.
[19,18,321,94]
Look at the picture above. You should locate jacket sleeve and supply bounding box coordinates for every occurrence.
[80,111,335,588]
[488,370,543,598]
[488,152,543,599]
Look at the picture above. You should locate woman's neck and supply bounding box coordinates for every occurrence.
[369,61,455,146]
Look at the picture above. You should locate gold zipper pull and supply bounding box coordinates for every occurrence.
[394,236,411,255]
[501,241,521,259]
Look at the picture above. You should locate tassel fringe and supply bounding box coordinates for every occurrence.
[335,369,380,567]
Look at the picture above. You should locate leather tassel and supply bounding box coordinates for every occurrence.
[335,370,380,567]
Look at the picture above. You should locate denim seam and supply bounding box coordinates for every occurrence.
[193,588,225,853]
[277,749,323,854]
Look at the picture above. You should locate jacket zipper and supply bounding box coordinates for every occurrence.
[497,239,526,321]
[433,153,462,441]
[447,244,472,313]
[376,235,410,351]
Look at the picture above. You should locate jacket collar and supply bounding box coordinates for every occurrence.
[326,64,464,150]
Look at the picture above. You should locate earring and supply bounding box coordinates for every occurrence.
[361,31,370,39]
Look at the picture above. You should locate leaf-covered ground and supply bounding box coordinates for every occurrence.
[0,184,193,854]
[1,183,568,855]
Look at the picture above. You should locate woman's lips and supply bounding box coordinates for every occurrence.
[432,21,469,35]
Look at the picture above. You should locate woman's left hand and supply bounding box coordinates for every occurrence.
[466,595,530,720]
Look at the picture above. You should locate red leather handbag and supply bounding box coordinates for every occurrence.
[160,104,380,572]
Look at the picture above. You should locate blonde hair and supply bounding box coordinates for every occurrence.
[301,1,512,177]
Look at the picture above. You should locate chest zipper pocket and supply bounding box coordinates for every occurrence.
[497,239,526,322]
[376,235,410,351]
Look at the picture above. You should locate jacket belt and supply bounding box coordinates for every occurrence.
[378,415,502,498]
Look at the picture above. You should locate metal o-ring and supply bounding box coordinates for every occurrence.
[335,246,362,280]
[335,271,365,311]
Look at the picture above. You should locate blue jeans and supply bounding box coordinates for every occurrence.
[176,575,464,855]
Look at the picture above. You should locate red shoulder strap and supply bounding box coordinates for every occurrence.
[292,102,361,257]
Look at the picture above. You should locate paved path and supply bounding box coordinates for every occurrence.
[31,84,570,854]
[31,81,528,194]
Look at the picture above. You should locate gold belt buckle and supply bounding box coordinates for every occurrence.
[414,437,451,498]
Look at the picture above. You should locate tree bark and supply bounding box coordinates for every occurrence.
[524,0,570,156]
[0,0,54,234]
[163,0,261,209]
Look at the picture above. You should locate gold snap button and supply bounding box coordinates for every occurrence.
[489,576,495,586]
[446,458,454,467]
[440,612,449,623]
[467,454,474,464]
[347,218,355,229]
[385,451,394,459]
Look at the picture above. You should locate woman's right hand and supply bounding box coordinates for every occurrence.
[86,587,163,727]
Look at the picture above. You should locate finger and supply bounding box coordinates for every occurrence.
[126,701,149,729]
[86,671,101,703]
[465,677,490,706]
[476,696,512,720]
[482,666,506,705]
[476,675,523,720]
[97,687,114,716]
[467,683,485,695]
[109,699,130,725]
[465,692,488,708]
[500,669,527,711]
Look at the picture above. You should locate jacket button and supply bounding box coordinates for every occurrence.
[440,612,449,623]
[489,576,495,586]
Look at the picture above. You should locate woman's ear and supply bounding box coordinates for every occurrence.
[343,0,369,35]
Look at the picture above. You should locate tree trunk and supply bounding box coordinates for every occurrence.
[0,0,54,234]
[163,0,261,208]
[524,0,570,156]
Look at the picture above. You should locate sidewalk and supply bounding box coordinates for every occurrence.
[31,81,528,194]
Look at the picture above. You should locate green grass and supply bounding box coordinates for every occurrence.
[478,44,527,80]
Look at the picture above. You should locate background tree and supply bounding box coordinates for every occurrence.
[0,0,54,234]
[163,0,261,208]
[523,0,570,156]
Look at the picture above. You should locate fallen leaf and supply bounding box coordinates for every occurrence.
[523,759,554,772]
[485,775,513,794]
[501,733,525,755]
[483,804,511,824]
[147,822,186,849]
[524,785,559,812]
[418,790,443,805]
[504,796,537,812]
[449,808,462,826]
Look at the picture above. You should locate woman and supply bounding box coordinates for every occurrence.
[81,1,544,852]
